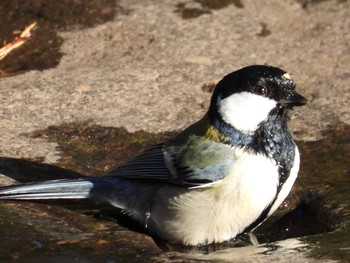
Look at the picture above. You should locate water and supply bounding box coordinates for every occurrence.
[0,122,348,262]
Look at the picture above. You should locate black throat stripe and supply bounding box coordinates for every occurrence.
[209,108,296,232]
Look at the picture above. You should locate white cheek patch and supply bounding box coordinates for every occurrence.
[219,92,276,133]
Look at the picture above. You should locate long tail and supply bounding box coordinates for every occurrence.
[0,177,159,224]
[0,178,95,200]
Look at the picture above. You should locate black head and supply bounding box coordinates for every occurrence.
[208,65,308,133]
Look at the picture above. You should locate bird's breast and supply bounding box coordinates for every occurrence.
[207,148,280,230]
[149,148,280,245]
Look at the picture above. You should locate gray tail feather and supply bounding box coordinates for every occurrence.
[0,178,95,200]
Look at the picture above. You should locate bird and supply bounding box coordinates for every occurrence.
[0,65,308,246]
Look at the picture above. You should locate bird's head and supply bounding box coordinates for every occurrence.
[208,65,308,134]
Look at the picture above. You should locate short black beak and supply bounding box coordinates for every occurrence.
[282,92,308,107]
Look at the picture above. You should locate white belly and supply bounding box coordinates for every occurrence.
[146,146,300,245]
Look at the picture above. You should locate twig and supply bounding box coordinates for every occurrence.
[0,22,37,61]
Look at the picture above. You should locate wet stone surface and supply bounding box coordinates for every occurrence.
[0,0,121,76]
[0,0,349,262]
[29,121,177,177]
[0,122,349,261]
[0,201,161,262]
[175,0,244,19]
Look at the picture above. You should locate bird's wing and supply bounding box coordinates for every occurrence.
[108,141,234,187]
[108,144,172,182]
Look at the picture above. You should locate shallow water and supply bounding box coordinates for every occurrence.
[0,122,348,262]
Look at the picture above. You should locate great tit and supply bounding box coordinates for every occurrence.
[0,65,308,246]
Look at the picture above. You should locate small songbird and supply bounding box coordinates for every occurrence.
[0,65,308,246]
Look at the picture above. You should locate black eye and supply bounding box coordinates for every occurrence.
[253,85,268,96]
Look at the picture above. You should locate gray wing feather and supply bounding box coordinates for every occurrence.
[108,142,233,186]
[108,144,172,181]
